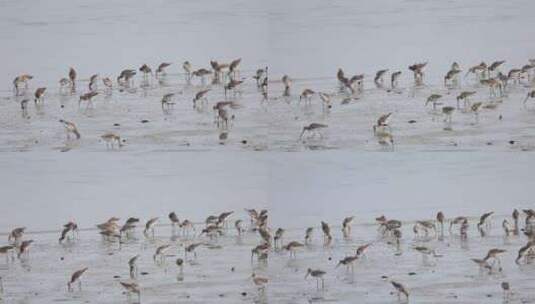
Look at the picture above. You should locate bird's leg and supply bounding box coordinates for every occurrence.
[78,279,82,291]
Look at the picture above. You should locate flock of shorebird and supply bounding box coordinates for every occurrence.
[1,208,535,303]
[7,57,535,150]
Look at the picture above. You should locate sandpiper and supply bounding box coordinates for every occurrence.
[251,272,268,294]
[305,268,326,290]
[128,255,140,279]
[101,133,123,149]
[67,267,88,292]
[299,123,328,140]
[59,119,81,140]
[120,281,140,302]
[391,280,409,301]
[34,87,46,104]
[284,241,304,258]
[425,94,443,110]
[13,74,33,95]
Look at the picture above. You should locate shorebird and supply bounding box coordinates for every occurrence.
[176,258,184,279]
[13,74,33,95]
[460,219,469,240]
[182,61,192,82]
[305,268,326,290]
[436,211,445,235]
[102,77,113,92]
[502,219,513,237]
[477,211,494,231]
[375,69,389,87]
[144,217,159,237]
[67,267,88,292]
[215,212,233,227]
[69,67,77,93]
[465,62,488,81]
[59,221,78,243]
[185,243,203,260]
[17,240,33,259]
[193,89,210,108]
[282,75,291,97]
[515,241,535,265]
[258,228,272,246]
[373,112,392,134]
[299,123,327,140]
[391,71,402,88]
[251,243,270,263]
[488,60,505,75]
[59,78,71,93]
[356,243,371,258]
[0,246,15,263]
[321,221,332,246]
[444,68,461,88]
[336,255,358,274]
[251,272,268,293]
[192,68,212,85]
[224,79,243,97]
[425,94,443,110]
[299,89,315,105]
[8,227,25,245]
[156,62,171,78]
[161,93,175,111]
[442,106,455,124]
[305,227,313,245]
[101,133,123,149]
[342,216,354,238]
[117,69,136,88]
[179,220,195,237]
[228,58,242,79]
[88,74,99,91]
[284,241,304,258]
[79,92,98,109]
[59,119,81,140]
[413,246,441,265]
[128,255,140,279]
[34,87,46,104]
[414,221,436,237]
[169,212,180,229]
[471,258,493,274]
[253,68,267,87]
[484,248,506,269]
[470,102,483,123]
[409,62,427,85]
[153,244,170,264]
[480,78,503,98]
[391,280,409,301]
[120,281,140,302]
[456,91,476,110]
[449,216,467,234]
[512,209,520,236]
[501,282,512,302]
[274,228,285,249]
[139,64,153,79]
[319,92,332,111]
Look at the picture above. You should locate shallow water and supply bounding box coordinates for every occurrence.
[2,0,535,303]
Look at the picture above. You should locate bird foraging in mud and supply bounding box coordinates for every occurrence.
[59,119,81,140]
[299,123,328,140]
[67,267,88,292]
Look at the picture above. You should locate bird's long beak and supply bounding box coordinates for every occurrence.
[304,273,309,279]
[299,129,306,140]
